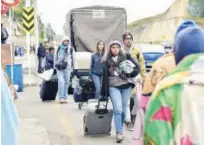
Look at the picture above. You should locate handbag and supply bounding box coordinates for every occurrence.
[55,61,67,70]
[55,47,68,70]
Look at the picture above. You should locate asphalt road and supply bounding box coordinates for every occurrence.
[17,86,135,145]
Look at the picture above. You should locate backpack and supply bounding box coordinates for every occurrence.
[1,28,8,41]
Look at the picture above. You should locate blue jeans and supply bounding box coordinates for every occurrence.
[57,69,71,99]
[92,74,102,99]
[109,86,131,134]
[1,40,6,44]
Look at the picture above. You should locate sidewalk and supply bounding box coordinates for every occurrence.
[18,118,51,145]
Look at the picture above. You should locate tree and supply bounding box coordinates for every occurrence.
[46,23,56,43]
[12,0,35,22]
[7,0,46,41]
[39,17,45,42]
[188,0,204,17]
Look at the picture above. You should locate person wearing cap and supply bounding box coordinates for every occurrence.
[55,37,75,103]
[122,32,146,131]
[101,40,139,143]
[142,20,197,110]
[144,24,204,145]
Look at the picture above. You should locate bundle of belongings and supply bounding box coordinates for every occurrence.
[72,76,95,103]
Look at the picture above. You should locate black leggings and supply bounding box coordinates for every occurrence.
[130,97,136,124]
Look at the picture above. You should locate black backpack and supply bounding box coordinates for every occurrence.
[1,27,8,41]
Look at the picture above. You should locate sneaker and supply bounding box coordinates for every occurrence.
[126,122,134,131]
[59,99,64,104]
[116,133,124,143]
[63,99,68,103]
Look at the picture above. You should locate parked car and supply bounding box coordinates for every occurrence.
[141,44,165,72]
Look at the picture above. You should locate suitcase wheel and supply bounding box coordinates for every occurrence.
[78,103,82,110]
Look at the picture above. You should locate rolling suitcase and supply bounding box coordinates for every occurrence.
[40,80,58,102]
[83,99,113,136]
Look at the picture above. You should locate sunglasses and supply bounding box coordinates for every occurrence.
[124,37,132,40]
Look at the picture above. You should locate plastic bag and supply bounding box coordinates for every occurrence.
[38,69,54,81]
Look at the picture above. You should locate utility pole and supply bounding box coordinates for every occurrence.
[9,8,14,87]
[25,0,31,86]
[34,0,39,85]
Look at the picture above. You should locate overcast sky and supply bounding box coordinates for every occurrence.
[38,0,175,35]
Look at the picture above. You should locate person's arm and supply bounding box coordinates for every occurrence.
[71,47,76,69]
[46,53,54,64]
[126,53,140,78]
[137,52,147,82]
[55,46,61,64]
[37,47,40,57]
[1,69,19,145]
[89,55,94,76]
[100,62,109,99]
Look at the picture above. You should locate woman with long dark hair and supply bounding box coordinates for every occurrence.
[90,41,105,99]
[101,40,139,143]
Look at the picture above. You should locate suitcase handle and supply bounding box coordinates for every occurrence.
[95,108,108,114]
[96,98,109,111]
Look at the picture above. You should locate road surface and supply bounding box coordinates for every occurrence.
[17,86,135,145]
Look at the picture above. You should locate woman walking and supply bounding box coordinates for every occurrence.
[90,41,105,99]
[55,37,75,104]
[101,40,139,143]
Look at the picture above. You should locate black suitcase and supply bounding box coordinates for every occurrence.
[40,80,58,102]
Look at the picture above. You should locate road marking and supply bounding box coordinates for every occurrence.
[55,104,80,145]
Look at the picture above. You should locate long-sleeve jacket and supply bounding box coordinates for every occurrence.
[37,43,46,58]
[101,53,140,98]
[90,52,104,76]
[45,52,54,70]
[55,45,75,70]
[128,44,146,82]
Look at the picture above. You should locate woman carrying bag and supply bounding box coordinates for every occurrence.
[55,37,75,104]
[101,40,140,143]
